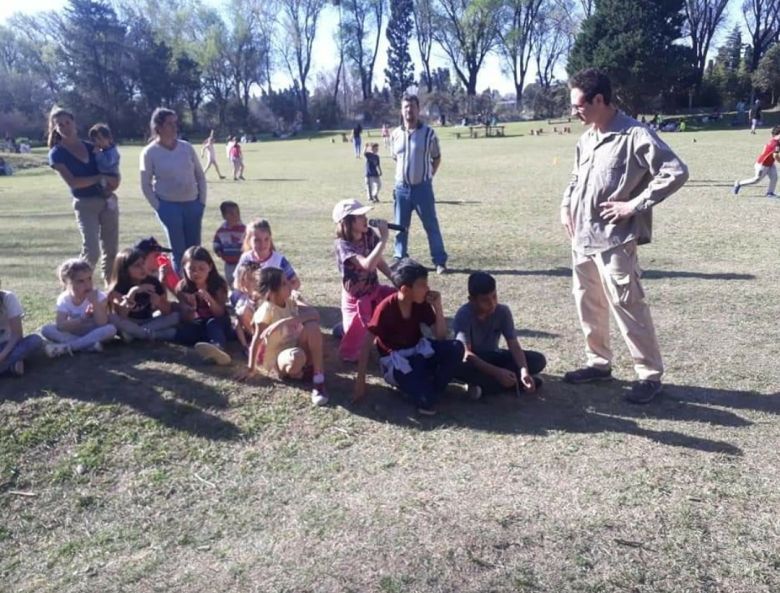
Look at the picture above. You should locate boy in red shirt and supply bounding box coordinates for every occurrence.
[354,259,464,415]
[733,125,780,197]
[212,200,246,288]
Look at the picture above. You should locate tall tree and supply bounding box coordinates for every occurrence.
[742,0,780,71]
[496,0,544,108]
[225,0,271,126]
[534,0,575,90]
[341,0,386,101]
[568,0,696,114]
[683,0,730,86]
[279,0,326,119]
[432,0,503,97]
[57,0,132,130]
[578,0,594,17]
[385,0,415,101]
[413,0,436,91]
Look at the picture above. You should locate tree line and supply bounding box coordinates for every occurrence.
[2,0,780,140]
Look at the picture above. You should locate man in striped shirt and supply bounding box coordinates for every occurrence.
[391,94,448,274]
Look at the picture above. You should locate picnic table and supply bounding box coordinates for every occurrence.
[467,125,506,138]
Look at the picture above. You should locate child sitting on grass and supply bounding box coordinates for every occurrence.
[354,258,465,416]
[174,246,233,365]
[452,272,546,399]
[0,278,43,376]
[107,248,180,342]
[238,267,328,406]
[42,258,117,357]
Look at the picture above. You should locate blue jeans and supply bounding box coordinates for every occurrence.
[156,199,205,272]
[175,315,233,348]
[392,339,465,408]
[0,335,44,375]
[393,180,448,266]
[353,137,362,156]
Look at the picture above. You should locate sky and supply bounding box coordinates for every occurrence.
[1,0,746,97]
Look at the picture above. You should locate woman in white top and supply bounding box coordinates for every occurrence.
[200,129,225,179]
[140,108,207,272]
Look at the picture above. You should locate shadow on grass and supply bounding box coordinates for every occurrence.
[334,371,771,455]
[447,267,756,281]
[2,342,240,441]
[435,200,483,205]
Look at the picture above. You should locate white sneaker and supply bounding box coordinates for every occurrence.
[466,384,483,401]
[194,342,232,366]
[311,383,329,406]
[87,342,104,353]
[45,342,72,358]
[436,265,448,275]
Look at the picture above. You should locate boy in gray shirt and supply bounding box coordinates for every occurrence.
[453,272,546,398]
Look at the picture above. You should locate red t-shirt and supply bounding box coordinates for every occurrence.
[367,293,436,355]
[756,138,779,166]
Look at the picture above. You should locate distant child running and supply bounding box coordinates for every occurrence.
[733,125,780,198]
[174,246,233,365]
[107,248,180,342]
[452,272,546,398]
[238,219,301,291]
[201,129,226,179]
[213,200,246,287]
[332,199,394,361]
[0,278,43,376]
[42,258,118,357]
[354,259,465,416]
[364,143,382,202]
[238,267,329,406]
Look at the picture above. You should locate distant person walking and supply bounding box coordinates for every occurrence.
[48,106,120,285]
[140,108,207,272]
[201,130,225,179]
[560,68,688,404]
[351,123,363,158]
[750,100,762,134]
[390,94,448,274]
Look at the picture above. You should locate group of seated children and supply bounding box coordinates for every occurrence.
[2,198,546,416]
[334,198,546,416]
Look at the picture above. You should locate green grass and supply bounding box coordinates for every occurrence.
[1,120,779,592]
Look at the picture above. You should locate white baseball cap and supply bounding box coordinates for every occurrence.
[332,199,373,223]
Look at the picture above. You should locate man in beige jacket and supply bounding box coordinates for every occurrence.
[561,69,689,404]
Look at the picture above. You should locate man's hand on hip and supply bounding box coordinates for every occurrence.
[600,200,635,224]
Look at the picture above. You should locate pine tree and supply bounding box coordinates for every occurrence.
[384,0,415,103]
[567,0,696,114]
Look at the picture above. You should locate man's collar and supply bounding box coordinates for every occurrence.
[401,120,424,131]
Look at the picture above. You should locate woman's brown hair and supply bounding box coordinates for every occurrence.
[47,106,74,148]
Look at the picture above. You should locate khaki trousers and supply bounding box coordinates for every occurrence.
[572,240,663,381]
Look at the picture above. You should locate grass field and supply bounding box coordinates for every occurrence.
[1,121,779,593]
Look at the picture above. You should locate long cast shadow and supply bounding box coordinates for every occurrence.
[2,342,240,441]
[332,370,772,455]
[447,267,756,281]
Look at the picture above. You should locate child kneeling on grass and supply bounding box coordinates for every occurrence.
[354,258,465,416]
[42,258,117,357]
[237,267,329,406]
[452,272,546,399]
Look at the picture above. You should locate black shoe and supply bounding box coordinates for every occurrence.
[624,380,662,404]
[563,366,613,384]
[533,376,543,390]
